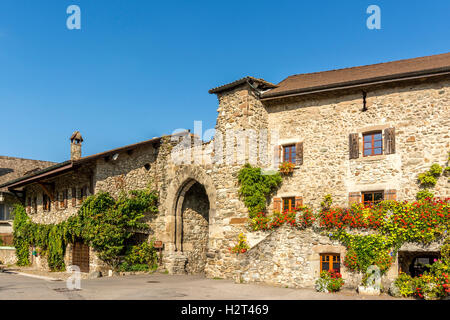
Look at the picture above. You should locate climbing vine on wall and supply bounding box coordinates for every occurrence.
[416,152,449,200]
[12,187,159,271]
[237,164,282,220]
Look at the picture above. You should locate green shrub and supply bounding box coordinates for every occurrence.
[416,189,434,201]
[123,241,158,269]
[315,270,345,293]
[394,272,415,297]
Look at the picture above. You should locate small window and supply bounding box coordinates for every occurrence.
[33,197,37,214]
[72,188,77,207]
[320,253,341,273]
[43,194,51,211]
[362,191,384,205]
[0,204,10,221]
[282,197,295,212]
[283,144,296,164]
[363,131,383,157]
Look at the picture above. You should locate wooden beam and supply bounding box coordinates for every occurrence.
[38,182,55,201]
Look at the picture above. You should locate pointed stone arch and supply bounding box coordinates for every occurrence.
[164,165,217,274]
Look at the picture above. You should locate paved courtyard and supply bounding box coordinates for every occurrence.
[0,270,405,300]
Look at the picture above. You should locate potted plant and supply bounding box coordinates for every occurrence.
[315,269,345,293]
[279,161,295,175]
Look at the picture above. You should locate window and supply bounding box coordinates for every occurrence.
[72,187,77,207]
[282,197,295,212]
[63,189,68,208]
[362,191,384,205]
[43,194,51,211]
[0,204,10,221]
[320,253,341,273]
[283,144,296,164]
[363,131,383,156]
[33,197,37,214]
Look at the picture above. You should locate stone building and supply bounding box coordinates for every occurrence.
[0,156,55,264]
[1,53,449,289]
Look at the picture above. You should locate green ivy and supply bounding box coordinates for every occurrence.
[12,187,158,271]
[418,163,442,188]
[237,164,282,219]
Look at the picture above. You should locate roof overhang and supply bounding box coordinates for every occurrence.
[261,67,450,101]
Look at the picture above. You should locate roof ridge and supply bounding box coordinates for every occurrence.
[0,155,57,163]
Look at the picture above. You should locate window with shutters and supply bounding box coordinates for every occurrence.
[283,145,296,164]
[320,253,341,273]
[363,131,383,157]
[362,191,384,205]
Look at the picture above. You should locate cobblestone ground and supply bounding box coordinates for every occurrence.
[0,268,409,300]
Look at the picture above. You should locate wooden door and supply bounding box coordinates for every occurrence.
[72,242,90,273]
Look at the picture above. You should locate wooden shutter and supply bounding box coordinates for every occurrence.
[384,128,396,155]
[295,196,303,209]
[295,142,304,166]
[349,133,359,159]
[27,198,31,214]
[384,189,397,201]
[273,197,282,213]
[274,145,281,166]
[349,192,361,205]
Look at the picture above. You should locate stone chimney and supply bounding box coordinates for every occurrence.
[70,131,83,160]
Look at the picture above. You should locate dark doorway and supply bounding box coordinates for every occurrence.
[72,242,90,273]
[398,251,440,277]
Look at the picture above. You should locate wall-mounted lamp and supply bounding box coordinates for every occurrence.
[112,153,119,161]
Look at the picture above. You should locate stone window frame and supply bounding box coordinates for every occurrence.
[276,138,303,169]
[355,124,391,161]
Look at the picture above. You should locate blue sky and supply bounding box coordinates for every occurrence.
[0,0,449,162]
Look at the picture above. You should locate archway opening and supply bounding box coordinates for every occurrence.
[175,181,210,274]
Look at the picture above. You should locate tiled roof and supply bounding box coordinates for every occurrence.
[209,76,277,94]
[262,52,450,99]
[0,156,56,192]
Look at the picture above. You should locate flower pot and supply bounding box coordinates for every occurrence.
[358,285,380,296]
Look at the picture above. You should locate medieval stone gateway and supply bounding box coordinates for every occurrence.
[164,165,217,275]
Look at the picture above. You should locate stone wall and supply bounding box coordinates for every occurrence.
[266,79,450,210]
[0,247,16,265]
[24,165,95,225]
[235,225,401,290]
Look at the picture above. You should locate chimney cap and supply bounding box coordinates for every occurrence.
[70,131,83,143]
